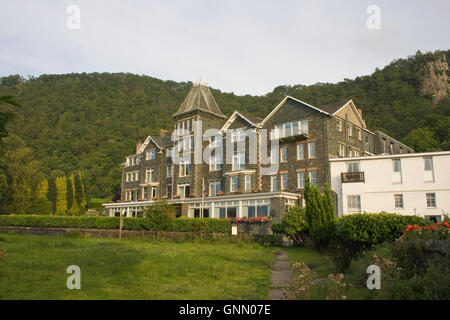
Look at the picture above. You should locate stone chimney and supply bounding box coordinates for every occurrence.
[357,109,363,118]
[136,140,143,153]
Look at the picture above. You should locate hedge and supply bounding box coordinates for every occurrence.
[0,215,231,233]
[334,212,426,249]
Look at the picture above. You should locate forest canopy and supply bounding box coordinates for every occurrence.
[0,50,449,202]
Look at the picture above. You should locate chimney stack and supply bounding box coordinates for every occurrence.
[136,141,142,153]
[357,108,363,118]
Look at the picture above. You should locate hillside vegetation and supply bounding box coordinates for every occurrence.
[0,50,449,206]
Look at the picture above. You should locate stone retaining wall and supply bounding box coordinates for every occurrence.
[0,226,271,241]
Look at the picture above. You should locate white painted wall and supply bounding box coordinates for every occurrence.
[330,152,450,219]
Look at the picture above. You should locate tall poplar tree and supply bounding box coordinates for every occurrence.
[55,175,67,215]
[68,173,79,215]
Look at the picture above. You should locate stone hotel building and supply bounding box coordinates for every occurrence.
[104,83,412,221]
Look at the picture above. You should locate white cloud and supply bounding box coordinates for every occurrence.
[0,0,448,95]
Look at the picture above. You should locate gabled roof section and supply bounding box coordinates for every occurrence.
[172,83,227,119]
[137,131,172,154]
[220,111,262,133]
[260,96,330,126]
[330,99,366,128]
[320,100,349,114]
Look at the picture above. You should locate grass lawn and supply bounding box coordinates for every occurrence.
[0,233,275,300]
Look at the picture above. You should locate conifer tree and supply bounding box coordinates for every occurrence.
[68,173,79,215]
[322,183,335,222]
[66,176,73,213]
[36,178,48,199]
[55,175,67,215]
[78,171,87,215]
[74,172,83,207]
[47,177,57,214]
[30,178,52,215]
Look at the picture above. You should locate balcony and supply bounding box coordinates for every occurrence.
[277,130,309,143]
[341,172,365,183]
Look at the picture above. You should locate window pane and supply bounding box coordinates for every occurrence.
[227,207,237,218]
[309,142,315,158]
[298,172,305,188]
[285,123,292,137]
[248,206,255,218]
[293,122,299,134]
[424,158,433,171]
[298,144,304,159]
[257,206,268,217]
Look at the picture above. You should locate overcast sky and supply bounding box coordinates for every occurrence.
[0,0,449,95]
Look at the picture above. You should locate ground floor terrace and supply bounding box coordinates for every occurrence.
[104,192,301,223]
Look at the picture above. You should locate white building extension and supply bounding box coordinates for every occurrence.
[329,151,450,221]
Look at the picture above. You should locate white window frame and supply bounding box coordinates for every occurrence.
[179,161,190,177]
[230,176,239,192]
[347,195,361,213]
[209,181,222,197]
[426,193,436,208]
[338,144,345,157]
[337,119,343,132]
[271,175,277,192]
[210,155,223,171]
[297,144,304,160]
[280,174,287,190]
[280,146,287,162]
[308,142,316,158]
[245,175,252,191]
[394,194,404,209]
[297,172,305,189]
[232,151,245,171]
[309,171,317,186]
[146,150,156,160]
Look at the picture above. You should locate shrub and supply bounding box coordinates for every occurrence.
[334,212,424,250]
[271,223,283,234]
[280,206,308,246]
[283,262,316,300]
[255,234,284,247]
[330,212,425,271]
[143,200,174,231]
[347,239,450,300]
[0,215,231,233]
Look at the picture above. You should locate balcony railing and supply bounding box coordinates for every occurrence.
[341,172,365,183]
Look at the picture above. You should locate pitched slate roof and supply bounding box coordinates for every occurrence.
[238,111,263,126]
[172,83,227,119]
[320,100,349,114]
[153,131,172,147]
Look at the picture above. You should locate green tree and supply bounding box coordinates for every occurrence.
[2,136,40,214]
[0,95,21,141]
[78,172,87,215]
[31,178,52,215]
[280,206,308,246]
[144,200,175,231]
[68,173,79,215]
[55,175,68,215]
[403,127,441,152]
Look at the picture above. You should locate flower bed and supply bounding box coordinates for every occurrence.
[231,217,270,224]
[403,221,450,240]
